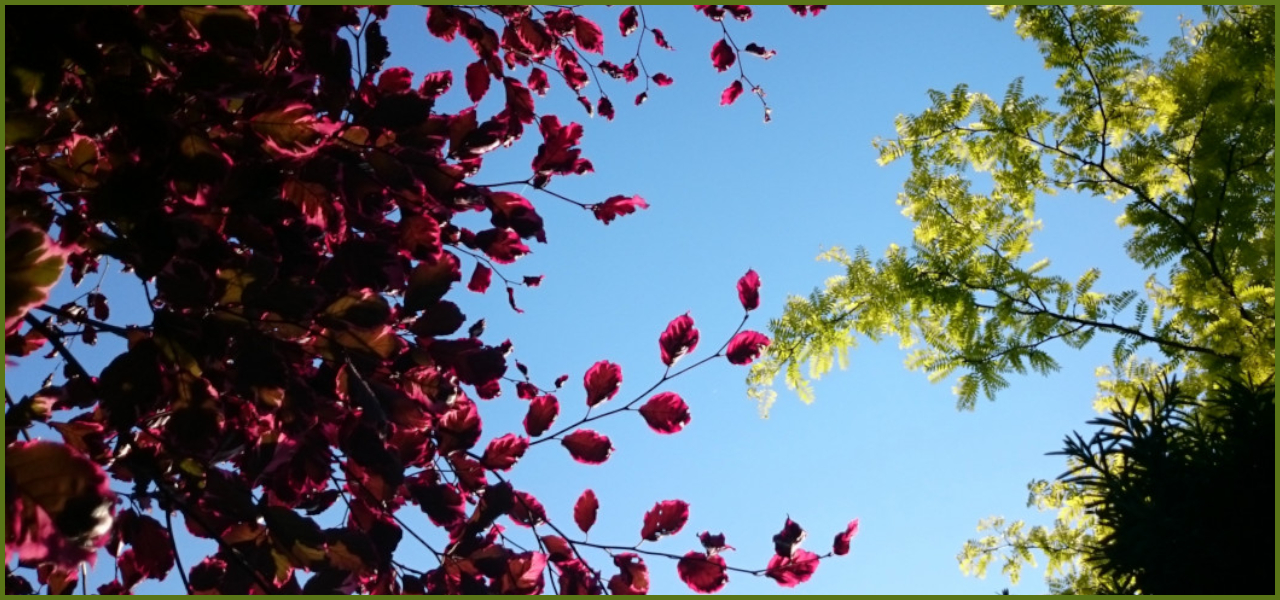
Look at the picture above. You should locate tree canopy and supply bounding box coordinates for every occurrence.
[748,4,1273,593]
[4,5,853,595]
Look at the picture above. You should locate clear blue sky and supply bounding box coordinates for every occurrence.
[6,5,1193,595]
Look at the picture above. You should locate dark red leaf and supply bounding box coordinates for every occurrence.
[618,6,639,36]
[765,549,819,587]
[833,518,860,556]
[557,558,601,594]
[506,287,524,314]
[583,360,622,407]
[503,77,536,124]
[659,313,700,366]
[408,482,466,528]
[558,46,590,91]
[554,374,569,389]
[710,39,736,72]
[87,293,109,321]
[435,397,482,454]
[532,115,591,177]
[542,8,575,34]
[405,251,462,313]
[788,5,827,16]
[608,552,649,594]
[419,70,454,98]
[7,440,115,571]
[598,97,615,121]
[743,42,776,59]
[720,80,745,106]
[573,16,604,53]
[737,269,761,311]
[635,92,648,106]
[652,28,672,49]
[561,429,613,465]
[592,195,649,225]
[117,510,175,582]
[522,275,544,287]
[426,6,461,40]
[699,531,734,554]
[724,5,753,20]
[516,381,539,400]
[573,489,598,534]
[377,67,414,94]
[621,60,640,83]
[515,16,552,57]
[467,264,492,293]
[495,550,547,594]
[696,5,726,20]
[652,73,674,87]
[487,190,545,242]
[480,433,529,471]
[527,67,550,95]
[473,228,529,264]
[541,535,574,563]
[726,330,770,365]
[509,491,548,527]
[639,392,691,435]
[677,551,728,594]
[523,394,559,437]
[772,517,807,557]
[640,499,689,541]
[464,60,490,103]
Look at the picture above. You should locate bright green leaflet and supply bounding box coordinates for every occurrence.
[749,5,1274,593]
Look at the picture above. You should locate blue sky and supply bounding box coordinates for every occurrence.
[6,5,1194,595]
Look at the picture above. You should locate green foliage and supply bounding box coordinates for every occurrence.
[749,5,1275,592]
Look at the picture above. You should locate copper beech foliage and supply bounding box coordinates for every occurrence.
[4,4,856,595]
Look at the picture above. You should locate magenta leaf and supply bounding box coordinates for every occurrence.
[737,269,761,311]
[640,499,689,541]
[765,549,819,587]
[677,551,728,594]
[467,263,492,293]
[592,195,649,225]
[573,489,599,534]
[659,313,700,366]
[710,39,736,72]
[698,531,734,555]
[724,5,753,21]
[464,60,490,103]
[561,429,613,464]
[726,330,770,365]
[480,433,529,471]
[833,518,860,556]
[523,394,559,437]
[377,67,413,94]
[573,16,604,54]
[772,517,807,557]
[527,67,550,95]
[743,42,776,59]
[598,96,615,121]
[652,28,673,49]
[583,360,622,407]
[509,490,548,527]
[608,553,650,595]
[618,6,639,36]
[419,70,453,98]
[652,73,675,87]
[720,80,745,106]
[639,392,691,435]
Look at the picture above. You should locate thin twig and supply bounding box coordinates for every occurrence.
[165,508,194,594]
